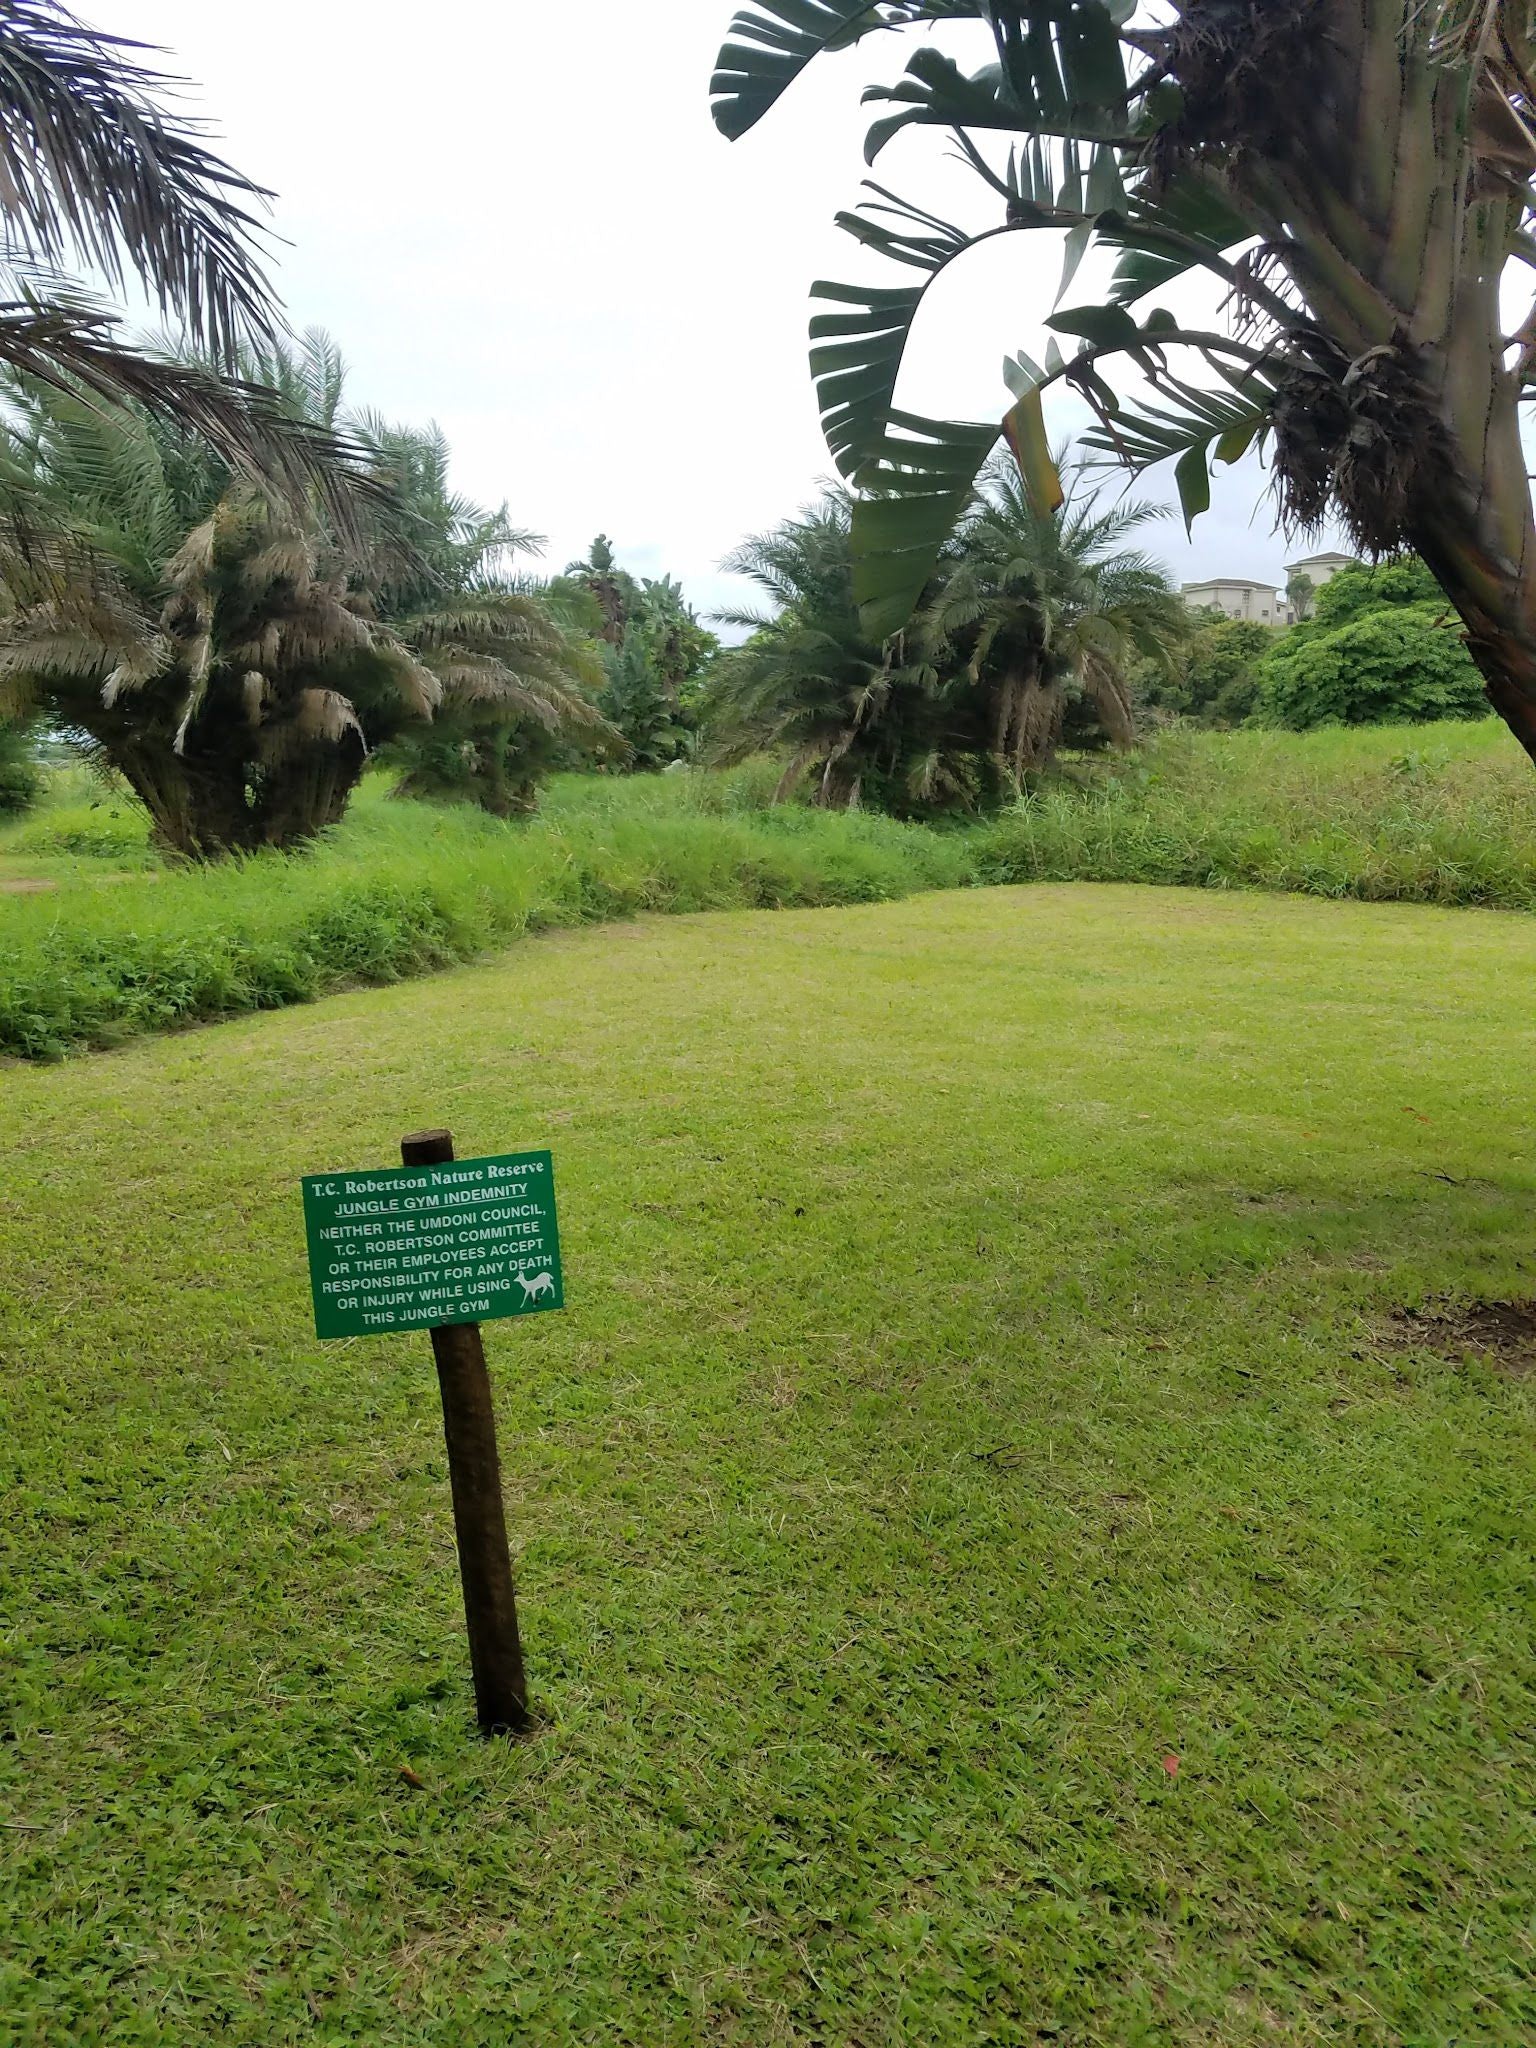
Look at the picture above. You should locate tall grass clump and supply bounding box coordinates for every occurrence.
[975,723,1536,908]
[0,792,969,1059]
[0,764,155,864]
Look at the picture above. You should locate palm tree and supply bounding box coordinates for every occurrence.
[0,353,429,854]
[922,460,1188,781]
[711,3,1536,770]
[0,4,365,508]
[705,474,1183,809]
[0,336,607,851]
[360,420,615,815]
[705,491,922,808]
[561,535,639,645]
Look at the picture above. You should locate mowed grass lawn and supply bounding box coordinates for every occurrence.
[3,883,1534,2045]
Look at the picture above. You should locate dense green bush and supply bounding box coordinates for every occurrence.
[1143,616,1274,726]
[1254,560,1489,729]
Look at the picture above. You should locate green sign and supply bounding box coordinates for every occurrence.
[302,1150,562,1340]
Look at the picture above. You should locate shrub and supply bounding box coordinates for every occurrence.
[1146,614,1277,729]
[1254,560,1489,729]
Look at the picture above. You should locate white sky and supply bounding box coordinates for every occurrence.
[113,0,1331,622]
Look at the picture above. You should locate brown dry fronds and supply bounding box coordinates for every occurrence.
[1269,339,1454,552]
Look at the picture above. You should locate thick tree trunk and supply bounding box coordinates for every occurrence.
[1406,370,1536,763]
[1413,515,1536,762]
[251,745,363,849]
[97,724,364,859]
[1239,3,1536,762]
[111,738,255,860]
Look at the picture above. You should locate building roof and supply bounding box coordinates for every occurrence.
[1284,551,1358,575]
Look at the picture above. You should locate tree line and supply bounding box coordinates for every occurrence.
[0,326,1493,849]
[0,336,725,852]
[1153,561,1492,733]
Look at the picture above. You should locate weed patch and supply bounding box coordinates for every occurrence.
[1384,1297,1536,1376]
[5,726,1536,1061]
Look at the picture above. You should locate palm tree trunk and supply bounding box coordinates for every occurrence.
[991,674,1014,774]
[992,659,1043,785]
[252,747,364,849]
[111,736,254,859]
[1407,374,1536,760]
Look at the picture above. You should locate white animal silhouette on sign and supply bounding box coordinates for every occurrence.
[515,1269,556,1306]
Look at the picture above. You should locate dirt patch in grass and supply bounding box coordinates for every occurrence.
[1385,1297,1536,1377]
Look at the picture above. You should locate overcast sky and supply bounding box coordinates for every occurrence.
[114,1,1329,621]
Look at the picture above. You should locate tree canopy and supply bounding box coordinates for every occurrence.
[703,461,1185,810]
[1143,615,1274,728]
[1254,560,1489,729]
[558,538,718,765]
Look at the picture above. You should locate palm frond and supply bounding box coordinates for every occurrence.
[0,0,279,358]
[710,3,967,140]
[0,290,383,537]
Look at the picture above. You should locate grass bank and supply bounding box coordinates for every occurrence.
[3,885,1533,2042]
[982,720,1536,906]
[0,772,967,1059]
[5,725,1535,1060]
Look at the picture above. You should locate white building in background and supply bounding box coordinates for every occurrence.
[1180,576,1288,626]
[1182,551,1359,628]
[1285,550,1357,588]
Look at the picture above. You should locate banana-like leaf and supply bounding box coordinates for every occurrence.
[983,0,1129,120]
[1173,439,1211,537]
[1077,378,1277,499]
[1047,302,1139,349]
[1004,347,1047,395]
[861,26,1129,163]
[811,182,1017,480]
[1101,176,1257,304]
[1215,415,1264,464]
[849,413,999,638]
[811,281,930,478]
[1003,387,1064,515]
[711,3,978,139]
[810,126,1113,485]
[1056,143,1122,303]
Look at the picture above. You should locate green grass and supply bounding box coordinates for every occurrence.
[981,720,1536,906]
[5,724,1536,1061]
[0,775,967,1060]
[3,884,1534,2043]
